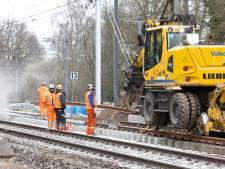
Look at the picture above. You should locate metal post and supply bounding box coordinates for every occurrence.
[137,18,142,34]
[64,34,69,101]
[15,51,19,102]
[15,65,19,101]
[95,0,101,104]
[113,0,120,105]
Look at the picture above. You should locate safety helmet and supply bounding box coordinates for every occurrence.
[48,84,55,92]
[88,84,94,90]
[42,81,47,86]
[56,84,63,92]
[56,84,63,90]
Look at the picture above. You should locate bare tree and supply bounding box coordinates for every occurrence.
[51,0,96,101]
[0,20,44,68]
[0,20,45,102]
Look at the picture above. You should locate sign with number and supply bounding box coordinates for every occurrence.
[70,72,79,80]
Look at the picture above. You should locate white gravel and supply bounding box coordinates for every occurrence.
[1,110,225,169]
[0,124,224,169]
[0,132,154,169]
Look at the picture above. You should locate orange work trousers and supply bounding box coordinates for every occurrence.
[86,109,96,135]
[39,102,47,117]
[47,107,56,124]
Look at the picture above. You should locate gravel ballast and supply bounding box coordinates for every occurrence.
[0,133,151,169]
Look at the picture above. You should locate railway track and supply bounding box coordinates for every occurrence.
[67,101,225,146]
[0,120,225,169]
[117,121,225,146]
[9,102,225,147]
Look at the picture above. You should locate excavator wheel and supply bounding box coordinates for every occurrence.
[186,93,200,130]
[169,93,190,129]
[144,92,161,128]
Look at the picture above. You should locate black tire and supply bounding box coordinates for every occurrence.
[144,92,161,126]
[194,94,201,117]
[186,93,200,129]
[169,93,190,129]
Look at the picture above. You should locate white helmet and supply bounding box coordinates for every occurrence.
[88,84,93,90]
[49,84,55,89]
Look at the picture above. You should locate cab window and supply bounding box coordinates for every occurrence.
[144,29,163,70]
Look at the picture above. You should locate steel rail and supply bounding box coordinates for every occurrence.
[0,120,225,165]
[118,122,225,146]
[0,122,184,169]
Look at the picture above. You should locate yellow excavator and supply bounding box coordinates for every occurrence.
[121,0,225,135]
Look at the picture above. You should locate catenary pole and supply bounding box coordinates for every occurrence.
[95,0,101,104]
[64,33,69,101]
[113,0,120,105]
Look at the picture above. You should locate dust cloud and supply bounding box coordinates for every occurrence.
[0,71,15,110]
[21,58,59,102]
[0,57,59,108]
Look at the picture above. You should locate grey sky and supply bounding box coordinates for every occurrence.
[0,0,66,41]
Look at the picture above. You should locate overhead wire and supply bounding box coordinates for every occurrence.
[120,20,144,59]
[105,0,133,64]
[104,0,135,104]
[1,0,83,26]
[104,0,132,67]
[25,3,88,25]
[17,0,83,22]
[107,2,136,64]
[104,4,130,67]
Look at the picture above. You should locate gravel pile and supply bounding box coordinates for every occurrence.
[0,133,149,169]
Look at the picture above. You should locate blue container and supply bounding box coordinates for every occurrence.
[66,105,87,118]
[65,105,73,118]
[77,106,87,117]
[71,106,77,116]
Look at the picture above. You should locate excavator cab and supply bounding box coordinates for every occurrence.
[143,25,198,82]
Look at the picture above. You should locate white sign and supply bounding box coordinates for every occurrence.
[70,72,79,80]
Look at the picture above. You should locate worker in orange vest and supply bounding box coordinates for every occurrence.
[45,84,56,129]
[53,84,66,130]
[37,82,48,119]
[85,84,97,135]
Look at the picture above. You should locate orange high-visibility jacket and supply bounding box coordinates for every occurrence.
[85,91,96,110]
[52,93,62,109]
[37,86,48,102]
[45,92,54,109]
